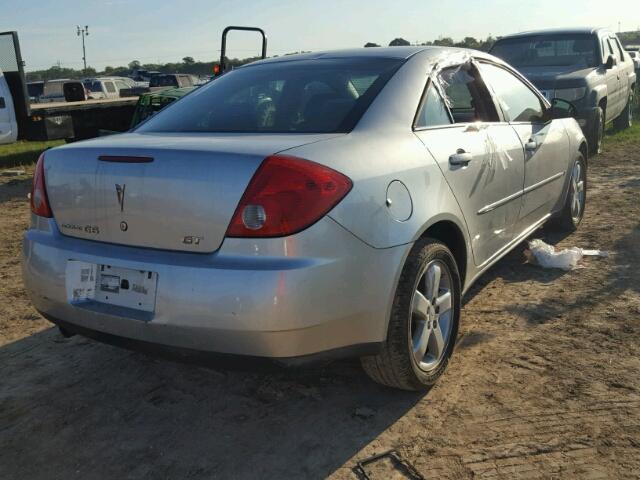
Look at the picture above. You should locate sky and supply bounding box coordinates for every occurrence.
[1,0,638,72]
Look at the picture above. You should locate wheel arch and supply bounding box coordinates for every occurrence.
[579,140,589,164]
[417,217,469,288]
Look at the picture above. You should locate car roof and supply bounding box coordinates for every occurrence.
[497,27,611,40]
[45,79,79,84]
[244,46,489,67]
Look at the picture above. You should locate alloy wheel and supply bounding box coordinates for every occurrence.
[570,160,585,223]
[410,259,454,372]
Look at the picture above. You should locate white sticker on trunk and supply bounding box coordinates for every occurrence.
[65,260,97,302]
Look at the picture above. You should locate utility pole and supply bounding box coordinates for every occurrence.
[76,25,89,71]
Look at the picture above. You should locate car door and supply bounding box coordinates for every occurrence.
[413,64,525,267]
[603,37,622,120]
[478,61,571,231]
[613,37,632,103]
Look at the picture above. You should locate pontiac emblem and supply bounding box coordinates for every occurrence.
[115,184,126,212]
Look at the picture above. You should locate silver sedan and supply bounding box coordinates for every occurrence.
[23,47,587,390]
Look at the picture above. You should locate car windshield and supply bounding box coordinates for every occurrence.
[137,57,403,134]
[491,34,599,68]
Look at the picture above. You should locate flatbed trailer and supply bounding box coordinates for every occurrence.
[0,31,137,143]
[27,96,138,141]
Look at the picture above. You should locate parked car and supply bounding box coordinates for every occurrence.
[23,46,588,390]
[148,74,196,91]
[131,70,161,83]
[40,79,87,103]
[130,86,196,127]
[27,81,44,103]
[83,77,137,100]
[490,28,636,154]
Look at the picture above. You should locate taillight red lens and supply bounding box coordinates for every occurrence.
[31,153,53,218]
[226,155,352,237]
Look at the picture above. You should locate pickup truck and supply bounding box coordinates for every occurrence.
[491,27,636,154]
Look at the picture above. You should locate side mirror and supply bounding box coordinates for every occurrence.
[550,98,577,119]
[605,55,616,70]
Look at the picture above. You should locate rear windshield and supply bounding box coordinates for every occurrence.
[150,75,179,87]
[491,34,600,68]
[137,57,404,134]
[27,83,44,97]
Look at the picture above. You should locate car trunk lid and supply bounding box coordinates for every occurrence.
[44,132,340,253]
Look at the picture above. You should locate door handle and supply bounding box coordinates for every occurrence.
[449,149,473,166]
[525,139,538,151]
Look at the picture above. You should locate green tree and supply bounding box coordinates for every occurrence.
[364,42,380,48]
[128,60,141,70]
[182,56,195,65]
[433,37,454,47]
[389,37,410,46]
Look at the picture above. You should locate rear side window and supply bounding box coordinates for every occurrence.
[415,83,452,128]
[613,38,626,62]
[104,82,116,93]
[604,38,616,60]
[609,39,622,62]
[137,58,403,134]
[479,63,544,123]
[84,80,102,93]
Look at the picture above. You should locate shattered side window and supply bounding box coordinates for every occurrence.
[415,83,452,128]
[437,66,498,123]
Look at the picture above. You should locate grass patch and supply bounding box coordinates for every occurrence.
[0,140,64,170]
[603,101,640,146]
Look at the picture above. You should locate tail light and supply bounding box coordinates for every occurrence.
[226,155,352,237]
[31,153,53,218]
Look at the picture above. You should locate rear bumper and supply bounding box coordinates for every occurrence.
[22,216,408,359]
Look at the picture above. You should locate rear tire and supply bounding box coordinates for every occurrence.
[614,93,633,130]
[588,106,604,155]
[361,238,461,391]
[548,153,587,232]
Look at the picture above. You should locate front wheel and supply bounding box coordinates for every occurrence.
[361,238,461,391]
[588,106,604,155]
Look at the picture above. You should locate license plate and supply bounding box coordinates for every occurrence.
[66,261,158,312]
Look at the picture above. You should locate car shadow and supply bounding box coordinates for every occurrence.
[0,328,424,480]
[0,176,31,204]
[4,218,635,479]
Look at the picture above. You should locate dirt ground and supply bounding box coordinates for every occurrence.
[1,140,639,479]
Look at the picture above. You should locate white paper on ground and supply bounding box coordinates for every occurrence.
[525,239,609,271]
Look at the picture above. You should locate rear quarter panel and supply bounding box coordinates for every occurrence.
[285,131,469,251]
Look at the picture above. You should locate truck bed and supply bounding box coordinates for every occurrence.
[30,97,139,115]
